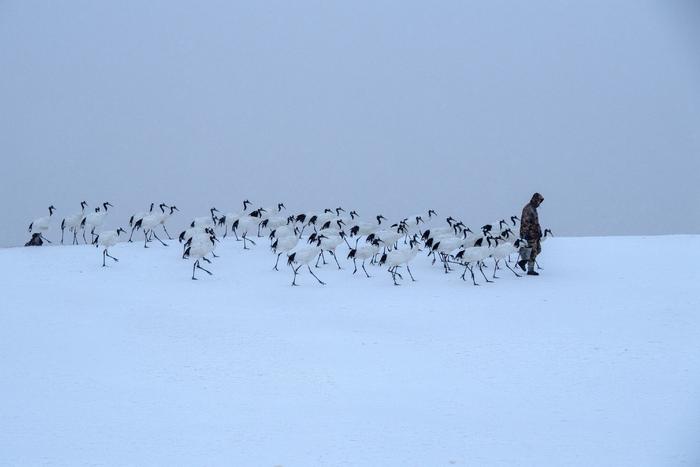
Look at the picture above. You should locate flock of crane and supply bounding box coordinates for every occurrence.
[26,201,552,285]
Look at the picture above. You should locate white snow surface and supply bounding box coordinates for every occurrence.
[1,235,699,466]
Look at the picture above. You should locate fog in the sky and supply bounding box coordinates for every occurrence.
[1,0,699,247]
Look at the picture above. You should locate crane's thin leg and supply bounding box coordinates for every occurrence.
[307,265,326,285]
[352,258,358,274]
[162,225,173,240]
[196,260,212,275]
[291,264,300,286]
[202,257,212,264]
[493,260,500,279]
[504,260,522,277]
[144,231,149,248]
[192,260,198,280]
[105,249,118,262]
[362,260,371,278]
[406,264,416,282]
[102,249,107,267]
[331,251,342,270]
[274,253,282,271]
[61,227,65,244]
[389,267,400,286]
[470,265,478,286]
[151,231,168,246]
[478,262,493,283]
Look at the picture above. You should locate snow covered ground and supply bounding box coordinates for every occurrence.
[1,235,699,466]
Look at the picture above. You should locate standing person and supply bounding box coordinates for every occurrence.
[518,192,544,276]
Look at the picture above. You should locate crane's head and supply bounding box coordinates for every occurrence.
[117,227,126,236]
[48,205,56,215]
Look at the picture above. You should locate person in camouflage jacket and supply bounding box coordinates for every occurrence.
[24,233,44,246]
[518,192,544,275]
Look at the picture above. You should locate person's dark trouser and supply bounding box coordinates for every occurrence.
[519,238,541,272]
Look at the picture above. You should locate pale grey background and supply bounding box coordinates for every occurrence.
[1,0,699,247]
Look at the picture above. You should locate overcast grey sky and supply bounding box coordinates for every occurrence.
[1,0,699,247]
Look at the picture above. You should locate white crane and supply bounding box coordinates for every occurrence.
[83,202,113,243]
[94,228,126,267]
[454,237,494,286]
[271,232,299,271]
[134,206,169,248]
[379,238,421,285]
[347,238,381,278]
[424,234,465,273]
[192,207,220,228]
[232,209,263,249]
[157,204,179,239]
[310,231,347,269]
[28,205,56,243]
[183,233,218,280]
[269,224,298,241]
[348,214,387,238]
[491,238,528,278]
[256,202,286,236]
[179,226,217,257]
[219,199,255,239]
[128,203,154,242]
[286,235,326,286]
[60,201,87,245]
[370,226,405,252]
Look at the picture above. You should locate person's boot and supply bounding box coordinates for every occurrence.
[527,260,539,276]
[517,259,528,272]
